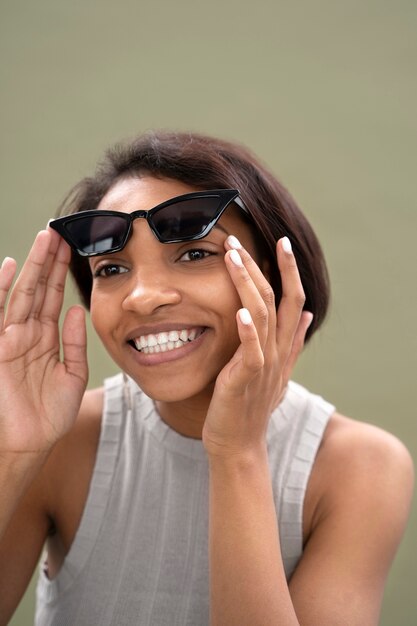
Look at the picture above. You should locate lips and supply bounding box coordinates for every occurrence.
[128,327,205,354]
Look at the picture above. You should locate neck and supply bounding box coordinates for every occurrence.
[155,386,214,439]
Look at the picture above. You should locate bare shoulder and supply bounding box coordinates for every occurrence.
[294,414,414,623]
[320,412,414,487]
[306,411,414,540]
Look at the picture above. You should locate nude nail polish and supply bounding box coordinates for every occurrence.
[230,249,243,266]
[238,308,252,325]
[282,237,292,253]
[227,235,242,249]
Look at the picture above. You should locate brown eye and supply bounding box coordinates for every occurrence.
[180,249,213,262]
[94,264,128,278]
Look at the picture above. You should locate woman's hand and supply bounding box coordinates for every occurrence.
[202,236,312,459]
[0,229,88,457]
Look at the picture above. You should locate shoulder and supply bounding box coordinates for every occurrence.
[320,412,414,489]
[307,411,414,541]
[293,413,413,622]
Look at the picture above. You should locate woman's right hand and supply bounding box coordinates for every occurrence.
[0,229,88,457]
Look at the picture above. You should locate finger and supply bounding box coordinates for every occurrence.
[281,311,313,386]
[39,236,72,323]
[0,257,17,330]
[224,245,273,350]
[30,229,61,319]
[61,305,88,382]
[5,231,52,326]
[226,308,264,392]
[275,237,306,358]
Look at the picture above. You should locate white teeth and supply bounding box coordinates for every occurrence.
[132,328,203,354]
[147,334,158,347]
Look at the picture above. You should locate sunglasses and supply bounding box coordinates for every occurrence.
[49,189,247,257]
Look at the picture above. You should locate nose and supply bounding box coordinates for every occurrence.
[121,224,182,316]
[122,271,182,316]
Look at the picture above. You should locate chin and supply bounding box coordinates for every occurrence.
[127,372,215,404]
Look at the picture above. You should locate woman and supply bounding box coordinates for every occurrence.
[0,131,413,625]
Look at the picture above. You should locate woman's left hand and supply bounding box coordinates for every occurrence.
[202,236,313,459]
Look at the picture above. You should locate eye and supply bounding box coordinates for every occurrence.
[179,249,214,262]
[93,264,129,278]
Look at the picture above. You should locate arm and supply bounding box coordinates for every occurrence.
[209,448,299,625]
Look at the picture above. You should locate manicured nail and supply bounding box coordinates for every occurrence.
[1,257,12,269]
[238,308,252,325]
[282,237,292,253]
[229,249,243,267]
[227,235,242,249]
[305,312,314,329]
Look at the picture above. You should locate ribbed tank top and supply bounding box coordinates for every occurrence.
[35,373,334,626]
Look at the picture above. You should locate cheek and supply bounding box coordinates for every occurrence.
[89,288,115,341]
[199,265,241,315]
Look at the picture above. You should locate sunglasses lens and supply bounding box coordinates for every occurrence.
[65,214,128,255]
[152,197,224,241]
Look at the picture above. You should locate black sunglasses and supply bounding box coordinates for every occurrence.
[49,189,247,257]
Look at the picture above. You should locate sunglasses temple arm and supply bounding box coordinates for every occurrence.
[233,195,249,216]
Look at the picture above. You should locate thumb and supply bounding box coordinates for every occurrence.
[62,305,88,382]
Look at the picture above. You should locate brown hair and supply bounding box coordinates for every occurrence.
[58,130,330,340]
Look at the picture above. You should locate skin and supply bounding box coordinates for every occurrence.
[0,177,414,625]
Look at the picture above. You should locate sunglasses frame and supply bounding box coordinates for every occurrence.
[49,189,247,257]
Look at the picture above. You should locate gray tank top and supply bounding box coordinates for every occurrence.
[35,373,334,626]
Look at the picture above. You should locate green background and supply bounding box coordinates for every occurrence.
[1,1,415,624]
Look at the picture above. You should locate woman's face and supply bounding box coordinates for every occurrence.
[89,176,263,404]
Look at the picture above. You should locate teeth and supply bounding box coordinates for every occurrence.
[132,328,203,353]
[147,334,158,347]
[157,332,169,344]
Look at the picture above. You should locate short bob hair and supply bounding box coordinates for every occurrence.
[58,130,330,341]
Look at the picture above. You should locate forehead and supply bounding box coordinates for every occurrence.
[97,175,254,238]
[97,176,201,214]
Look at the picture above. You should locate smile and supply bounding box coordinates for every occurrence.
[129,327,205,354]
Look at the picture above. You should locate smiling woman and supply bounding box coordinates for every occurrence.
[0,131,414,626]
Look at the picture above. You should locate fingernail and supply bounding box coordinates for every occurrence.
[1,257,12,269]
[305,312,314,329]
[227,235,242,249]
[238,308,252,325]
[229,249,243,267]
[282,237,292,254]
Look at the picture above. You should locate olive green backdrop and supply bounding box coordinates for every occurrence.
[1,1,415,624]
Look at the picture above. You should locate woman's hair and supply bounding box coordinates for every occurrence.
[58,130,330,340]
